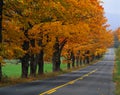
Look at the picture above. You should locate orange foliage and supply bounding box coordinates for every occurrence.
[2,0,113,62]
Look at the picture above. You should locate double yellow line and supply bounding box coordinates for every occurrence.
[40,69,97,95]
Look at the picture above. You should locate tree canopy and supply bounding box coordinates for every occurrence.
[0,0,113,79]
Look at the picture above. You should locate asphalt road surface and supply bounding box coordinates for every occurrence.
[0,48,115,95]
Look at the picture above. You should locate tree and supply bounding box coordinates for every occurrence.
[1,0,113,79]
[3,0,68,76]
[0,0,3,81]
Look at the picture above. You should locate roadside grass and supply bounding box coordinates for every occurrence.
[0,59,100,87]
[2,63,67,78]
[113,47,120,95]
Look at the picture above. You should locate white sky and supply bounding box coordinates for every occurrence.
[102,0,120,30]
[102,0,120,15]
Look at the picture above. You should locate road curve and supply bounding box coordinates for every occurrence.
[0,48,115,95]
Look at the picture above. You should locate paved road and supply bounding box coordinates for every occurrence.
[0,48,115,95]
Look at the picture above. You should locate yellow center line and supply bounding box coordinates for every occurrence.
[47,89,56,94]
[39,69,98,95]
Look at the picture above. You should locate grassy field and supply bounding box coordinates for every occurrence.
[114,47,120,95]
[2,63,67,78]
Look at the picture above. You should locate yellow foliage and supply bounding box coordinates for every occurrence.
[2,0,113,62]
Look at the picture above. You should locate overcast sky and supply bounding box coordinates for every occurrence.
[102,0,120,30]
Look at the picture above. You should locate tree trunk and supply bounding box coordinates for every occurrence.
[71,51,75,68]
[85,50,90,64]
[52,37,61,71]
[76,56,79,67]
[79,56,82,65]
[52,38,67,71]
[0,0,3,81]
[76,50,80,67]
[67,49,71,69]
[38,49,44,75]
[29,39,37,76]
[83,54,86,64]
[30,54,37,76]
[21,40,29,78]
[20,22,33,78]
[52,47,61,71]
[67,62,71,69]
[21,54,29,78]
[86,56,90,64]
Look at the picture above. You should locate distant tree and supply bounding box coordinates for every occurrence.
[114,27,120,48]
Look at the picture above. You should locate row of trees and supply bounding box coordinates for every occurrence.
[114,27,120,48]
[0,0,113,80]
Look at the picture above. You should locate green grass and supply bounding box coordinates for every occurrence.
[2,63,21,78]
[114,47,120,95]
[2,63,67,78]
[113,61,120,95]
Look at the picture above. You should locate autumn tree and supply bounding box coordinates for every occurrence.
[3,0,67,76]
[1,0,25,80]
[51,0,96,71]
[1,0,114,79]
[61,0,113,68]
[0,0,3,81]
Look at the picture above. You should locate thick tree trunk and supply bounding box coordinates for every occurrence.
[21,54,29,78]
[30,54,37,76]
[52,42,60,71]
[21,40,29,78]
[52,37,61,71]
[52,38,67,71]
[0,0,3,42]
[38,49,44,75]
[0,0,3,81]
[30,39,37,76]
[37,37,44,75]
[71,51,75,68]
[20,22,33,78]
